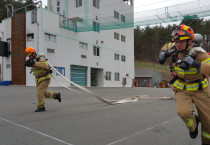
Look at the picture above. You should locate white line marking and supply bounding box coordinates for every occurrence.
[0,118,74,145]
[106,117,179,145]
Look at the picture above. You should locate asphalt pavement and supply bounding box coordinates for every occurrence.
[0,86,202,145]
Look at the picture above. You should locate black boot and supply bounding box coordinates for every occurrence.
[35,107,45,112]
[54,93,61,102]
[189,115,199,139]
[202,143,210,145]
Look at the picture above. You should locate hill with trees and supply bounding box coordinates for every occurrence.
[134,18,210,64]
[0,0,35,23]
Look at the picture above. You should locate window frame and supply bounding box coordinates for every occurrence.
[76,0,82,8]
[121,35,126,42]
[105,72,111,81]
[114,11,119,19]
[79,42,88,49]
[93,0,100,9]
[93,21,100,32]
[93,46,100,56]
[121,55,126,62]
[114,53,120,60]
[121,15,125,23]
[114,32,119,40]
[45,33,56,42]
[115,73,120,81]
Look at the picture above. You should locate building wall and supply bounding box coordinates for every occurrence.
[0,0,134,87]
[0,18,12,81]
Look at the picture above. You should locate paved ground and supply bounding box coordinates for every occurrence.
[0,86,202,145]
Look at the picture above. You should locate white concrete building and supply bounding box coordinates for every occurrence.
[0,0,134,87]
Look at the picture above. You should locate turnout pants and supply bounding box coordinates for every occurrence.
[175,88,210,144]
[36,79,58,108]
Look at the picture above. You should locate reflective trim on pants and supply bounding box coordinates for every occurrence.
[37,102,45,107]
[49,91,54,98]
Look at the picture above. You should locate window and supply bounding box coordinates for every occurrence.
[93,0,100,9]
[121,35,126,42]
[123,0,133,6]
[81,55,87,59]
[31,9,37,23]
[114,53,119,60]
[57,7,60,13]
[114,32,119,40]
[114,11,119,19]
[47,48,55,53]
[93,21,100,32]
[76,0,82,7]
[45,33,56,42]
[57,0,60,13]
[27,33,34,41]
[106,72,111,81]
[121,15,125,22]
[45,33,50,41]
[121,55,126,62]
[79,42,88,49]
[93,46,100,56]
[115,73,120,81]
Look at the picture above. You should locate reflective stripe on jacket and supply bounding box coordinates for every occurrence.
[31,58,51,84]
[173,78,208,91]
[174,67,197,75]
[35,74,51,84]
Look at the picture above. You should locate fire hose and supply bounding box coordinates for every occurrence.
[47,60,173,105]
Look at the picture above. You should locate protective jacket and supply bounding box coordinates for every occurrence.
[31,57,51,84]
[161,43,210,91]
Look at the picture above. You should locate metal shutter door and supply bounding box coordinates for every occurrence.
[71,65,87,86]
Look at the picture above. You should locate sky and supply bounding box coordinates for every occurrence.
[40,0,196,12]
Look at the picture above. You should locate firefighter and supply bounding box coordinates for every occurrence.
[25,47,61,112]
[158,24,210,145]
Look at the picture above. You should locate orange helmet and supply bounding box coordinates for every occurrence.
[25,47,36,56]
[171,24,195,41]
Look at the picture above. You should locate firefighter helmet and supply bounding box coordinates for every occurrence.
[25,47,36,56]
[171,24,195,41]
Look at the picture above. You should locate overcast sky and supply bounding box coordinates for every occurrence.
[40,0,195,12]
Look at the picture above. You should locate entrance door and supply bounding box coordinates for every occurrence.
[91,68,98,86]
[70,65,87,86]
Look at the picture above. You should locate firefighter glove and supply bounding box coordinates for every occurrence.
[24,59,36,67]
[182,55,201,71]
[24,59,32,67]
[158,50,167,64]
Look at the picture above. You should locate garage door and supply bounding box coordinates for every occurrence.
[71,65,87,86]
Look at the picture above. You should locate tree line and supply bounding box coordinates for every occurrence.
[0,0,35,23]
[134,19,210,63]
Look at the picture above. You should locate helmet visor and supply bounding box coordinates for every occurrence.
[171,30,187,37]
[171,29,192,41]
